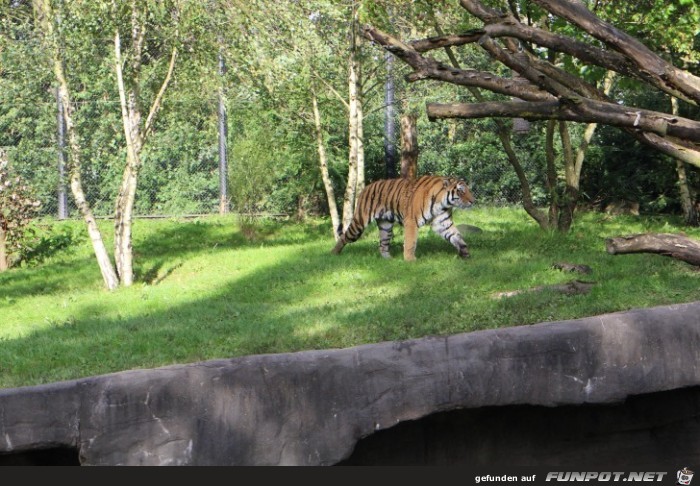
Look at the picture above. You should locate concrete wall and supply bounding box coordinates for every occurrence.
[1,301,699,465]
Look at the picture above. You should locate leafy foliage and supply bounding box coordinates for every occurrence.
[0,0,697,224]
[0,152,41,269]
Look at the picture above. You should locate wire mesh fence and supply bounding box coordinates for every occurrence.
[2,97,530,221]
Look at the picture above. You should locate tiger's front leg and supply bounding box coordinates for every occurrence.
[431,213,470,259]
[377,219,394,259]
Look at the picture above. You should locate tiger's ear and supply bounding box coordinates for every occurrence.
[442,179,450,188]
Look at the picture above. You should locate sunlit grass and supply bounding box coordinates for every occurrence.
[1,208,698,388]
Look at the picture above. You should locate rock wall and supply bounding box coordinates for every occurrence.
[1,301,699,465]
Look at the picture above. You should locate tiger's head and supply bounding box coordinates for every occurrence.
[444,178,475,210]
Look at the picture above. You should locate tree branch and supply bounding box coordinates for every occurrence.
[410,24,631,78]
[143,45,178,139]
[362,25,553,102]
[530,0,700,105]
[426,100,700,144]
[311,68,349,111]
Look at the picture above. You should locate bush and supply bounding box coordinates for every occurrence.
[0,151,41,270]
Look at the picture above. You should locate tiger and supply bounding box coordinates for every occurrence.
[331,175,475,261]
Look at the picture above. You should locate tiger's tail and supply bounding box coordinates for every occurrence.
[331,223,345,254]
[331,212,369,255]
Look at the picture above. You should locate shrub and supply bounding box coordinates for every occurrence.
[0,151,41,270]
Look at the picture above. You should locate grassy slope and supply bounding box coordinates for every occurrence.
[1,208,699,389]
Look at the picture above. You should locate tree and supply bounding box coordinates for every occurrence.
[341,2,364,230]
[30,0,201,289]
[112,0,179,286]
[363,0,700,226]
[311,89,341,238]
[32,0,120,290]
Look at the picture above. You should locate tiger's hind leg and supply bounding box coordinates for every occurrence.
[377,219,394,258]
[431,213,470,259]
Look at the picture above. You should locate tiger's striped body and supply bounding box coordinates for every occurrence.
[331,175,475,261]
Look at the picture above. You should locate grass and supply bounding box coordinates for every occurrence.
[1,207,699,389]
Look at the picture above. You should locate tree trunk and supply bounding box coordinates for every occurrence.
[400,114,418,179]
[113,20,177,286]
[34,0,119,290]
[606,233,700,266]
[355,69,365,198]
[342,11,360,230]
[498,127,551,230]
[218,50,230,215]
[545,120,559,228]
[56,87,68,219]
[64,91,119,290]
[312,92,341,240]
[671,97,699,226]
[0,228,8,272]
[342,56,359,230]
[676,161,699,226]
[113,28,142,288]
[558,121,578,232]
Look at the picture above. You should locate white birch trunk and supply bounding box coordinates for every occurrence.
[113,29,142,287]
[112,19,177,286]
[312,93,341,239]
[342,48,359,230]
[355,62,365,201]
[34,0,119,290]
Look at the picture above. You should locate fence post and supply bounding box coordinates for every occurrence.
[56,87,68,219]
[384,51,397,178]
[217,50,229,214]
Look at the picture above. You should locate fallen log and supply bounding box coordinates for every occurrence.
[605,233,700,266]
[493,280,595,299]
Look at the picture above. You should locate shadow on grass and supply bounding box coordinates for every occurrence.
[133,215,331,259]
[0,216,332,302]
[2,213,698,388]
[0,257,106,304]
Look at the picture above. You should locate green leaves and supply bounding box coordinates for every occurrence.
[0,154,42,269]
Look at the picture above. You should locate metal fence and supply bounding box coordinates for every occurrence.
[3,97,530,220]
[3,93,227,219]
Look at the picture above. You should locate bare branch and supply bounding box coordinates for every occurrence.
[363,25,553,102]
[311,68,349,111]
[531,0,700,105]
[143,45,178,139]
[411,24,630,77]
[427,100,700,143]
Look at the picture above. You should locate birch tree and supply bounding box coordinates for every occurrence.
[112,0,178,286]
[33,0,120,290]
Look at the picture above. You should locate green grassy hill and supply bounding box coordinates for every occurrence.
[1,208,698,389]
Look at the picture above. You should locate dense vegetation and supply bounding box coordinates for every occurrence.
[1,0,698,221]
[1,209,699,388]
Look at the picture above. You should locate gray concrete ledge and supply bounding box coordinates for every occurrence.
[1,301,699,465]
